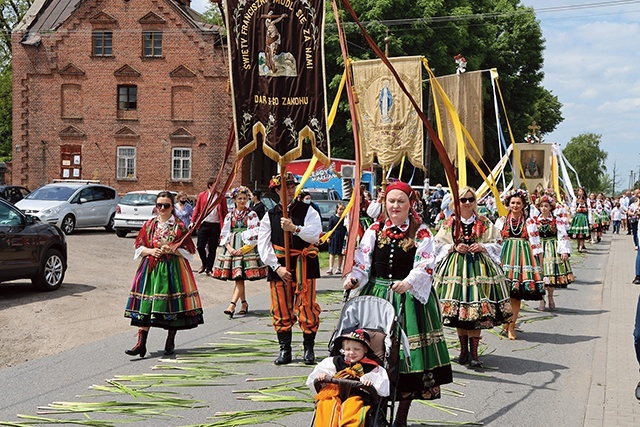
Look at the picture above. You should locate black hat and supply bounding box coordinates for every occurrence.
[334,327,372,353]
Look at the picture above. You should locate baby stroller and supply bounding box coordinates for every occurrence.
[310,290,410,427]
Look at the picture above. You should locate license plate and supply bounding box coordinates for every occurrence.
[126,220,143,225]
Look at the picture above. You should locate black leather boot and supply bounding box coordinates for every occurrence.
[274,330,292,365]
[125,328,148,358]
[164,329,177,355]
[303,332,316,365]
[457,335,469,365]
[392,399,411,427]
[469,336,483,368]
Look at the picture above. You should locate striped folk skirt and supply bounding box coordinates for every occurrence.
[125,254,204,330]
[433,251,513,329]
[540,237,574,288]
[360,278,453,400]
[568,212,591,239]
[500,238,545,301]
[213,231,268,281]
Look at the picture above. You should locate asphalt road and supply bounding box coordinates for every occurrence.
[0,229,613,426]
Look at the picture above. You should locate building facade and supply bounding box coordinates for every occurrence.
[11,0,237,195]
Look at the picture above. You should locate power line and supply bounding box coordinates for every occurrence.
[327,0,640,28]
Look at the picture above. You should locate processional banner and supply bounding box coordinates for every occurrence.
[351,56,424,169]
[435,71,484,165]
[513,142,554,193]
[224,0,330,166]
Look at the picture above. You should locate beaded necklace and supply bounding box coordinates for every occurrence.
[509,214,524,236]
[232,208,248,226]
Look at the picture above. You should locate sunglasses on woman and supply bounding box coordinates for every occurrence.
[156,203,172,209]
[460,197,475,204]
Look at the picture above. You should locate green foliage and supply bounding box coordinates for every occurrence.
[201,2,225,26]
[0,66,10,159]
[562,133,609,193]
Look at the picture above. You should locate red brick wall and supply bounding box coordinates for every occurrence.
[12,0,236,198]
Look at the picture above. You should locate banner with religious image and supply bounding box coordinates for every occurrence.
[513,143,554,193]
[224,0,330,166]
[351,56,424,169]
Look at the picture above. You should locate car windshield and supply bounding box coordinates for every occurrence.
[26,186,76,201]
[315,201,337,218]
[120,193,158,206]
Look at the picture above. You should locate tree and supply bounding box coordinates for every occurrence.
[562,133,608,193]
[0,0,33,159]
[0,0,34,67]
[0,66,10,160]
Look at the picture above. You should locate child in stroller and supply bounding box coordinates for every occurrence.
[306,326,390,427]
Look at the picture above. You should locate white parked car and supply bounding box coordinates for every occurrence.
[16,181,119,235]
[113,190,176,238]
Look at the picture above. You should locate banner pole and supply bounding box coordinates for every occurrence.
[280,167,292,273]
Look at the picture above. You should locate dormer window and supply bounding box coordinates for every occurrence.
[143,31,162,57]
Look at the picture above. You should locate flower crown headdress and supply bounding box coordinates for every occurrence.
[230,185,252,199]
[502,188,530,208]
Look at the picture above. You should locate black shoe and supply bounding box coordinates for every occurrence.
[274,331,292,365]
[164,329,177,355]
[303,332,316,365]
[633,276,640,285]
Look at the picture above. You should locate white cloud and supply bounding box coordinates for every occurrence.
[523,1,640,181]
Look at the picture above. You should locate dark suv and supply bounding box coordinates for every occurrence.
[0,198,67,291]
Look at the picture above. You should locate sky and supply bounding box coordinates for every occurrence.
[191,0,640,190]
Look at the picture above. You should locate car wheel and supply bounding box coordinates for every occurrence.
[104,213,115,232]
[32,249,66,291]
[61,214,75,234]
[115,229,128,238]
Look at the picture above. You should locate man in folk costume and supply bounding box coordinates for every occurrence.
[257,172,323,365]
[191,177,228,276]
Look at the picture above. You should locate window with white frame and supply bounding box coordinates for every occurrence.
[172,148,191,180]
[117,146,137,179]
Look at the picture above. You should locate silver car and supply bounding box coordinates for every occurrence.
[113,190,176,238]
[16,181,119,234]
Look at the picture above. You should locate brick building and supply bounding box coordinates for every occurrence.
[10,0,260,195]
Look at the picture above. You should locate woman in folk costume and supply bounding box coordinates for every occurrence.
[124,191,204,358]
[213,186,268,318]
[307,327,390,427]
[495,188,545,341]
[533,195,574,311]
[343,180,452,427]
[432,186,513,367]
[568,187,591,253]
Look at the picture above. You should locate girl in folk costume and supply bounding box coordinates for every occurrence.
[343,181,452,427]
[568,187,591,253]
[601,194,612,232]
[495,189,545,340]
[306,328,390,427]
[213,186,268,318]
[533,195,574,311]
[124,191,204,358]
[433,186,513,367]
[588,192,603,243]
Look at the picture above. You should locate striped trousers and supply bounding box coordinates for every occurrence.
[270,279,321,333]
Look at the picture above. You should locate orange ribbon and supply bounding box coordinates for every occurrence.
[274,244,319,305]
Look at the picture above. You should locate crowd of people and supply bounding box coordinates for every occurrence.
[120,175,640,425]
